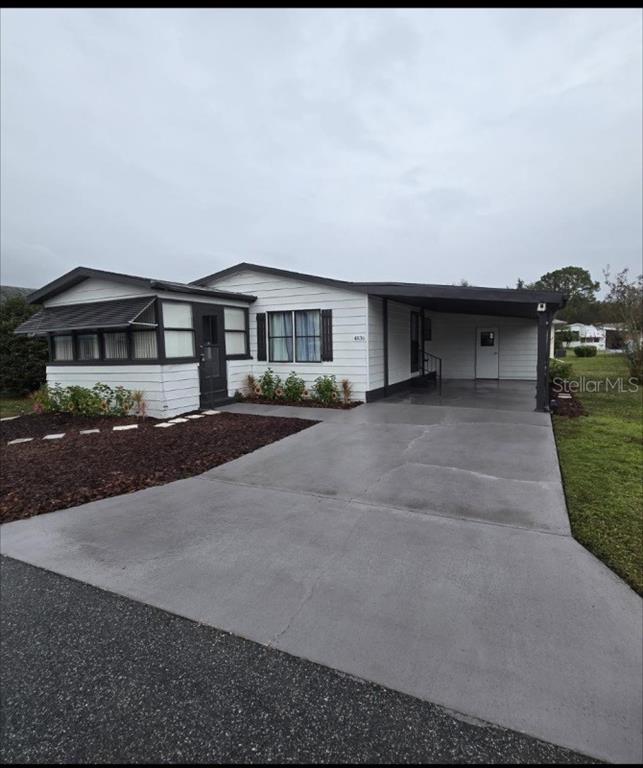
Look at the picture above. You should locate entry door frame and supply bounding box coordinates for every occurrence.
[193,304,228,408]
[475,326,499,379]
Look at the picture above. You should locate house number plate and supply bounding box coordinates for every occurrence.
[354,335,366,341]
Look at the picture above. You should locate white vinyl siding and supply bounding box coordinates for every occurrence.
[46,363,199,419]
[202,269,369,400]
[43,278,250,310]
[425,311,537,380]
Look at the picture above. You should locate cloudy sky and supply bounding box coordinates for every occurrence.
[1,9,641,291]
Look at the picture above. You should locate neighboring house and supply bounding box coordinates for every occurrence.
[562,323,607,351]
[15,264,566,416]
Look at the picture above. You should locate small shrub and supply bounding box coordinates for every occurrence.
[244,374,257,396]
[283,371,306,402]
[312,374,339,405]
[624,346,642,382]
[29,382,138,417]
[340,378,353,405]
[549,358,573,382]
[258,368,281,400]
[233,389,245,402]
[131,389,147,418]
[574,345,598,357]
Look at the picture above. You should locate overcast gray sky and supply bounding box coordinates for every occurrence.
[1,8,641,291]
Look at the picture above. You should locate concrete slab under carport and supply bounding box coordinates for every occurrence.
[380,378,538,412]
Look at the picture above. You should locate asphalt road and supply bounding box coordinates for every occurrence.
[0,556,595,764]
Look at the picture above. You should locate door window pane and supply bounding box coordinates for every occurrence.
[295,310,321,362]
[162,302,192,328]
[269,312,293,362]
[77,334,99,360]
[53,335,74,361]
[104,332,128,359]
[480,331,495,347]
[203,315,218,344]
[164,330,195,357]
[132,330,158,359]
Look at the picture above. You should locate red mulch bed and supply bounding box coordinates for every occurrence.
[0,412,316,524]
[549,385,587,418]
[239,396,362,410]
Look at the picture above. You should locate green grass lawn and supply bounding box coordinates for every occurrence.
[0,396,32,418]
[552,353,642,595]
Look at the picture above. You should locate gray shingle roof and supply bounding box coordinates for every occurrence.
[14,296,157,335]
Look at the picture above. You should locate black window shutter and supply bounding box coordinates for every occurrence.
[321,309,333,361]
[256,313,267,361]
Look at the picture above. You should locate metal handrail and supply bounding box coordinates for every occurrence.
[423,351,442,392]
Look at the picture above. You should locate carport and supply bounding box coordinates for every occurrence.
[362,282,566,411]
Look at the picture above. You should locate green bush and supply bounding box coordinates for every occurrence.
[283,371,306,402]
[548,358,573,382]
[574,345,598,357]
[31,383,137,417]
[0,295,48,396]
[257,368,281,400]
[312,374,339,405]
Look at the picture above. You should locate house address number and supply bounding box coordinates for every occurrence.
[354,335,366,341]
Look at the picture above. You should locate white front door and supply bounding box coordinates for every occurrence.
[476,327,499,378]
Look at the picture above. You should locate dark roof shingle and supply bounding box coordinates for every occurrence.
[14,296,157,335]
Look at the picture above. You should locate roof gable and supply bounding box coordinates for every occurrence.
[27,266,256,305]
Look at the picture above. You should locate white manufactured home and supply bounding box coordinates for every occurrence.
[16,263,566,415]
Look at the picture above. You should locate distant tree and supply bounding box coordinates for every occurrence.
[528,266,600,322]
[458,278,470,287]
[515,278,526,289]
[0,295,48,395]
[529,266,600,298]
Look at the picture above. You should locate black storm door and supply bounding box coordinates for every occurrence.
[194,305,227,408]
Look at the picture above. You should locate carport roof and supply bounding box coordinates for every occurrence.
[192,263,567,319]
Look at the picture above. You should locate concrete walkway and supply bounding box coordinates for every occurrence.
[1,400,641,762]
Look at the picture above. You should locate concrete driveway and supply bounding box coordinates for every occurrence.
[1,400,641,763]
